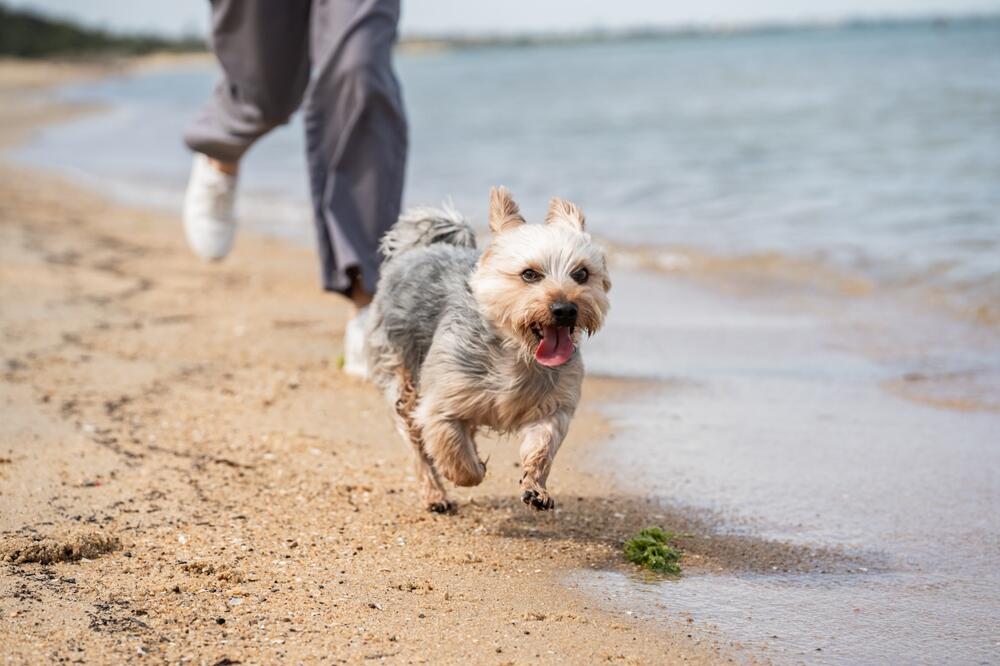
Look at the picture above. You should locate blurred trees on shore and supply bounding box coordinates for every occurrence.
[0,5,204,58]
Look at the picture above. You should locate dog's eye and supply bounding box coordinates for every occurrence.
[571,267,589,284]
[521,269,542,283]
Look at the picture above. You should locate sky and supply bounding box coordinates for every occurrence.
[7,0,1000,37]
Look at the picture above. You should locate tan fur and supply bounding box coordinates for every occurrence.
[518,411,572,508]
[394,368,451,511]
[488,186,526,234]
[545,196,586,231]
[439,190,609,508]
[377,188,611,511]
[470,213,611,352]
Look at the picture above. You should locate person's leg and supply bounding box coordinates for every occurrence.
[184,0,312,165]
[182,0,311,260]
[305,0,408,302]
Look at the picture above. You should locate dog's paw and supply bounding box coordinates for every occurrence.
[426,499,457,514]
[521,489,554,511]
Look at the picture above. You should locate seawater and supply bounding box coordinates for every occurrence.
[15,19,1000,320]
[581,271,999,664]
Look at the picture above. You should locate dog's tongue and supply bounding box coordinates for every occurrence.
[535,325,574,367]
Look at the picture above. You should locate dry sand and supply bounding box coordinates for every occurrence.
[0,59,840,664]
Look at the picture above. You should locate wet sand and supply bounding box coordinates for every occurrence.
[0,59,815,664]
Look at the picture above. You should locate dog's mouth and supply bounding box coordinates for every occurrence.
[530,324,575,367]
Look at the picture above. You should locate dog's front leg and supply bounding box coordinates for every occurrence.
[519,410,572,511]
[422,417,486,487]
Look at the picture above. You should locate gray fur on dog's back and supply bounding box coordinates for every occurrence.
[375,244,478,380]
[367,208,481,390]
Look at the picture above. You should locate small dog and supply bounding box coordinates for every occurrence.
[367,187,611,512]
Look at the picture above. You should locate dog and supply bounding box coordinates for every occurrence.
[366,187,611,512]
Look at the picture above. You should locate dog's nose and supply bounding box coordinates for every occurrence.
[549,301,578,326]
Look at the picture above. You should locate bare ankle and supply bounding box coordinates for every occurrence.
[351,289,373,311]
[348,272,373,312]
[207,157,239,176]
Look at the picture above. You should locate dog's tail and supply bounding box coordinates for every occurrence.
[380,203,477,262]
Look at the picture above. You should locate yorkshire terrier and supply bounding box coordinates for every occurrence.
[366,187,611,512]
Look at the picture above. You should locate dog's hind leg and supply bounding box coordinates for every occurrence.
[518,410,571,511]
[394,369,453,513]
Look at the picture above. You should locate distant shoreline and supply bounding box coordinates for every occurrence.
[3,8,997,60]
[399,13,999,52]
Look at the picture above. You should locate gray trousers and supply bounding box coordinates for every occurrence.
[184,0,407,296]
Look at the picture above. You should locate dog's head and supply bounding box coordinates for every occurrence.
[470,186,611,367]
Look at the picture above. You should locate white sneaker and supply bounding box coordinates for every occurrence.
[343,305,370,378]
[183,153,238,261]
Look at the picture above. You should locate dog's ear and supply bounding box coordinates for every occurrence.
[545,197,585,232]
[488,186,526,234]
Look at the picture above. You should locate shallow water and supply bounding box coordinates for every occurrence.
[578,569,999,663]
[11,18,1000,664]
[580,269,999,663]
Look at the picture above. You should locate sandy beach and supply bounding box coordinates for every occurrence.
[0,59,807,664]
[3,44,999,664]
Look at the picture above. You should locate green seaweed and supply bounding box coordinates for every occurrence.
[623,527,681,575]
